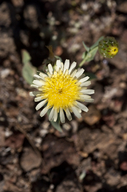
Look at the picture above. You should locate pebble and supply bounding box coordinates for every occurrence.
[20,147,41,172]
[1,68,10,78]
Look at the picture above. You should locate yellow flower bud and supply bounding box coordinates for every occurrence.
[98,37,119,58]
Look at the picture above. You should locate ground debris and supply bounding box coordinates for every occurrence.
[41,134,80,174]
[20,147,42,172]
[82,105,101,125]
[0,0,127,191]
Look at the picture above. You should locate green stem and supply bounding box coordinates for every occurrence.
[79,57,87,67]
[79,46,99,67]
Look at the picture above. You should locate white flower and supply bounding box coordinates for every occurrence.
[30,59,94,123]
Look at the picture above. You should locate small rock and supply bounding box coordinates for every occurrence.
[110,42,127,69]
[5,129,13,137]
[54,46,63,56]
[83,105,101,125]
[102,112,115,127]
[0,33,16,58]
[76,157,91,179]
[122,133,127,140]
[63,123,71,131]
[56,173,81,192]
[121,30,127,44]
[24,5,39,29]
[41,134,80,174]
[34,137,42,147]
[0,69,10,78]
[20,147,42,172]
[120,161,127,171]
[39,129,48,137]
[117,2,127,13]
[16,88,28,98]
[71,120,78,133]
[5,133,25,149]
[11,0,24,7]
[0,3,11,28]
[0,128,5,147]
[104,169,121,186]
[42,121,50,129]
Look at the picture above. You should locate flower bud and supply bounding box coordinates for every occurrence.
[98,37,118,58]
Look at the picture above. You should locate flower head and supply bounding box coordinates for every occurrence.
[98,37,118,58]
[30,60,94,123]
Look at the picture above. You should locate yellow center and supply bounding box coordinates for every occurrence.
[110,46,118,56]
[40,70,81,110]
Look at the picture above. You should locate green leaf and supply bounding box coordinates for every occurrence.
[55,55,62,61]
[85,46,98,62]
[50,121,63,132]
[82,42,90,52]
[47,109,63,132]
[22,49,31,65]
[79,37,104,67]
[90,36,104,50]
[22,50,36,84]
[82,52,87,59]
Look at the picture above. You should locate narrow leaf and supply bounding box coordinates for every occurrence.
[55,55,62,61]
[47,109,63,132]
[85,46,98,62]
[22,50,36,84]
[82,52,87,59]
[82,42,90,52]
[22,49,31,65]
[50,121,63,132]
[90,36,104,50]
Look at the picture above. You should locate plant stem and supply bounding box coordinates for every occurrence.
[79,58,86,67]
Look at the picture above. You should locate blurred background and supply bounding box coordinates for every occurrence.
[0,0,127,191]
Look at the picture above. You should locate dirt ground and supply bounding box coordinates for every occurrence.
[0,0,127,192]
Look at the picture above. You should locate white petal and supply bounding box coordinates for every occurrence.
[64,69,69,76]
[34,96,43,102]
[79,95,91,100]
[31,84,39,88]
[29,92,35,96]
[33,74,40,79]
[79,76,89,83]
[47,72,52,77]
[48,64,53,75]
[40,107,49,117]
[56,60,62,71]
[80,81,91,87]
[71,69,77,78]
[63,59,70,73]
[80,89,94,94]
[29,91,40,96]
[49,107,55,121]
[53,108,58,122]
[85,98,94,102]
[79,95,94,102]
[60,108,65,123]
[61,63,64,71]
[39,72,47,79]
[69,62,76,74]
[56,60,61,67]
[35,100,47,110]
[76,101,88,112]
[75,69,84,78]
[33,80,45,86]
[65,108,72,121]
[71,106,81,118]
[33,74,43,79]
